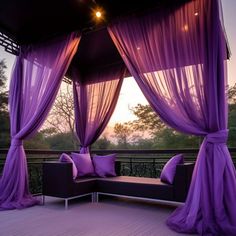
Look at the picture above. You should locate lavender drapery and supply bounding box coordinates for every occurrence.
[0,32,80,210]
[73,65,125,154]
[109,0,236,235]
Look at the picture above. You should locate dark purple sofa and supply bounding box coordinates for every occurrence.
[42,161,194,209]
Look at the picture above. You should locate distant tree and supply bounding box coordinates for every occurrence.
[44,82,79,149]
[40,127,58,137]
[91,136,114,150]
[24,132,50,149]
[131,138,154,149]
[152,128,200,149]
[0,59,10,148]
[0,113,10,148]
[228,83,236,147]
[128,85,236,149]
[129,104,165,136]
[113,123,133,148]
[228,83,236,104]
[45,132,77,150]
[228,109,236,147]
[0,59,8,109]
[129,103,200,149]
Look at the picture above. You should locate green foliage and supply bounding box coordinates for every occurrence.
[129,104,165,136]
[40,127,58,137]
[228,83,236,104]
[113,123,133,148]
[131,138,155,149]
[128,103,199,149]
[0,59,7,89]
[0,111,10,148]
[24,132,50,149]
[0,59,10,148]
[128,94,236,149]
[228,104,236,147]
[45,132,79,150]
[228,84,236,147]
[152,128,200,149]
[91,136,114,150]
[0,59,8,111]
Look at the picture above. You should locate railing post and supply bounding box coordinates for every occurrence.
[130,158,133,176]
[153,158,156,178]
[65,199,68,210]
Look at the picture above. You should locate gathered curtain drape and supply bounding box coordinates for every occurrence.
[72,65,125,154]
[0,32,80,210]
[109,0,236,235]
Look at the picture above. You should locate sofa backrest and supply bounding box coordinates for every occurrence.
[43,162,74,197]
[173,163,194,202]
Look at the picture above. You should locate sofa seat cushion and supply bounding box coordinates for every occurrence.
[96,176,174,201]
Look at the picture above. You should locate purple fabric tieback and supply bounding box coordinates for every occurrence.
[80,147,89,154]
[11,139,23,146]
[204,130,228,144]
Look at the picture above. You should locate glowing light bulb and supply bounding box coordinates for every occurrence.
[96,11,101,18]
[194,12,199,16]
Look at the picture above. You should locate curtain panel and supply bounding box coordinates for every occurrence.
[72,65,125,153]
[0,32,80,210]
[108,0,236,235]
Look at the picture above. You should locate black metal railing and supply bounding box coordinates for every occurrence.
[0,148,236,195]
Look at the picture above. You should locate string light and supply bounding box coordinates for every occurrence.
[96,11,102,18]
[91,6,104,23]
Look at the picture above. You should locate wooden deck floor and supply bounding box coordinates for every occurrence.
[0,196,196,236]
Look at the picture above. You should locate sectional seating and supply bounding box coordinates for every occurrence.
[42,161,194,209]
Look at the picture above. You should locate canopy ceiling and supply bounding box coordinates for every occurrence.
[0,0,207,73]
[0,0,189,45]
[70,28,123,76]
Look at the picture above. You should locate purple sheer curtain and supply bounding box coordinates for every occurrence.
[0,32,80,210]
[72,65,125,153]
[109,0,236,235]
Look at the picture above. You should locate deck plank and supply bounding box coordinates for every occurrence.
[0,196,196,236]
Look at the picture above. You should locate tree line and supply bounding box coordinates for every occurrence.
[0,59,236,150]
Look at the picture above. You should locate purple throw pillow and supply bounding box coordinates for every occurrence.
[59,153,78,179]
[160,154,184,184]
[71,152,94,177]
[92,154,117,178]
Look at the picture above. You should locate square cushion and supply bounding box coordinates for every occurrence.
[59,153,78,179]
[93,154,117,177]
[160,154,184,184]
[71,152,94,177]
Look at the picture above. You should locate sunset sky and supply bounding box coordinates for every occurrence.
[0,0,235,126]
